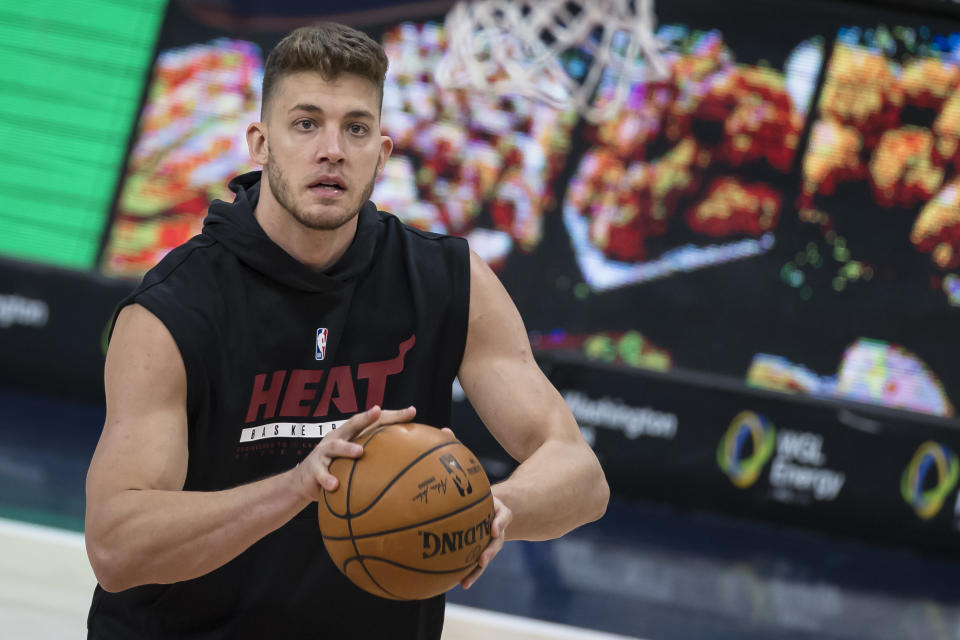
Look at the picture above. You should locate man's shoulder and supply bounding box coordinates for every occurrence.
[376,209,466,246]
[374,210,471,326]
[138,234,222,295]
[108,235,224,365]
[375,210,470,278]
[125,234,229,334]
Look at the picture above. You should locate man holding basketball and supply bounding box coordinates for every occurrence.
[85,22,608,639]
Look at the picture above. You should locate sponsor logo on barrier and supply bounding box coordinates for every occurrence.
[717,411,776,488]
[0,294,49,329]
[719,411,846,501]
[562,390,678,441]
[902,441,959,520]
[769,430,845,502]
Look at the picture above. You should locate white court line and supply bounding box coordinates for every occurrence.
[0,517,86,548]
[0,517,642,640]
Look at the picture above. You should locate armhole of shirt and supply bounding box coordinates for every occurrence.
[106,240,214,425]
[107,284,209,428]
[445,236,471,385]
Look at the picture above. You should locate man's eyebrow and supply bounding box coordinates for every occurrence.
[345,109,376,120]
[288,104,375,120]
[289,103,322,114]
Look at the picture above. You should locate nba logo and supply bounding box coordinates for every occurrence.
[316,328,328,361]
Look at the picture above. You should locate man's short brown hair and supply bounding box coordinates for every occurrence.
[261,22,389,118]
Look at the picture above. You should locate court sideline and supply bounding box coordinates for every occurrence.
[0,518,641,640]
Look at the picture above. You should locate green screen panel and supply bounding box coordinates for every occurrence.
[0,217,100,268]
[0,0,167,270]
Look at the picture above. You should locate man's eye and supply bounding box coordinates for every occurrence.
[349,124,368,135]
[296,120,314,131]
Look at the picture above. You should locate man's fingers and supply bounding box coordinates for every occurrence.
[356,405,417,439]
[478,536,504,567]
[299,406,419,500]
[460,493,511,590]
[489,495,512,539]
[378,405,417,425]
[461,564,484,590]
[331,406,417,443]
[295,457,339,497]
[491,514,510,539]
[461,535,502,589]
[318,471,338,492]
[330,406,383,441]
[461,508,508,590]
[322,439,364,459]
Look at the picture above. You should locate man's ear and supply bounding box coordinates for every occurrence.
[247,121,269,165]
[377,135,394,178]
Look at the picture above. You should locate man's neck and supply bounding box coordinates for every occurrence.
[254,179,359,272]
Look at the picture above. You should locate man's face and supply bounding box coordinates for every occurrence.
[259,71,392,231]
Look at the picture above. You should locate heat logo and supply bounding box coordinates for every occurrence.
[316,328,328,361]
[901,441,959,520]
[717,411,777,488]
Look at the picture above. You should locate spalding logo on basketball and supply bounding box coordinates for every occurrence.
[318,423,494,600]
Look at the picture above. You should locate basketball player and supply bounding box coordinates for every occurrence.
[84,23,608,639]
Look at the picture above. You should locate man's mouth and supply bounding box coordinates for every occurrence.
[309,176,346,193]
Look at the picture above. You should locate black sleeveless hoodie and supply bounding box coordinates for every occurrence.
[87,171,470,639]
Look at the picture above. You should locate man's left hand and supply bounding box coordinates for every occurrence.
[460,493,512,590]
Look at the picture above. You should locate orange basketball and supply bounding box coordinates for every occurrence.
[318,422,495,600]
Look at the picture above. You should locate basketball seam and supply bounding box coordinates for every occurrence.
[343,555,477,575]
[344,440,401,600]
[325,440,461,519]
[322,490,492,541]
[319,424,390,517]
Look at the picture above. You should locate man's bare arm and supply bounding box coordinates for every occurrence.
[458,249,609,544]
[85,304,413,592]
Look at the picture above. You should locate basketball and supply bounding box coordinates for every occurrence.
[318,422,495,600]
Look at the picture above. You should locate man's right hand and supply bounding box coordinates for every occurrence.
[292,405,417,500]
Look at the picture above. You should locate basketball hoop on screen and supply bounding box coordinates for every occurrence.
[436,0,669,123]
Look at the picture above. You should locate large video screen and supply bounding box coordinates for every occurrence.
[0,0,166,269]
[100,0,960,422]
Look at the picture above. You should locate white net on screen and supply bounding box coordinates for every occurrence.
[436,0,669,123]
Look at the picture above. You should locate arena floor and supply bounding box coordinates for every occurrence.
[7,515,960,640]
[2,387,960,639]
[0,519,638,640]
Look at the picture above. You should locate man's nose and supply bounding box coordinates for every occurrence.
[315,126,345,163]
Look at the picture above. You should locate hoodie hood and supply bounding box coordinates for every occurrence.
[202,171,380,292]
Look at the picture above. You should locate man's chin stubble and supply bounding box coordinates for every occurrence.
[267,161,379,232]
[289,203,358,231]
